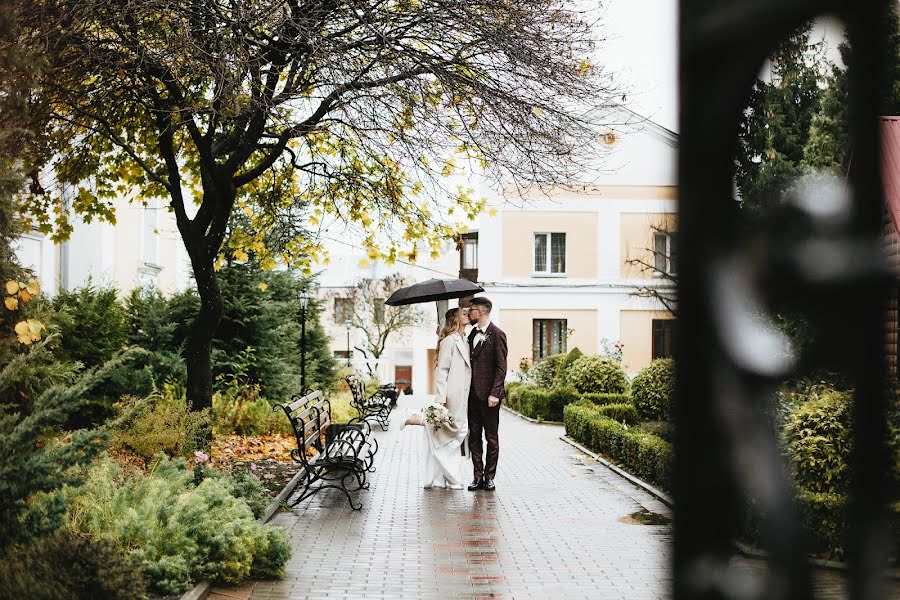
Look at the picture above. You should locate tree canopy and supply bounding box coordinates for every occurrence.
[11,0,620,408]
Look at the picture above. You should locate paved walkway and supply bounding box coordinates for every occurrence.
[247,394,672,600]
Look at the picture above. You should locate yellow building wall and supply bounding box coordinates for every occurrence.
[501,211,598,278]
[620,213,677,278]
[500,309,597,371]
[619,310,673,372]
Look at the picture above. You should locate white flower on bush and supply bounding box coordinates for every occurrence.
[194,450,209,464]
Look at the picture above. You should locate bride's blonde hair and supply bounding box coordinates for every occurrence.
[434,308,462,368]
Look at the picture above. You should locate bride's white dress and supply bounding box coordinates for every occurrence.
[421,332,471,488]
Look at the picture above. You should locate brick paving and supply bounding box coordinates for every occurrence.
[208,394,899,599]
[247,394,672,600]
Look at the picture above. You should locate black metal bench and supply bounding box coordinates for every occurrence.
[345,373,393,431]
[274,390,376,510]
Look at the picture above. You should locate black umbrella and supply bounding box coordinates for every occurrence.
[384,278,483,306]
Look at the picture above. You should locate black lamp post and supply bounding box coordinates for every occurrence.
[344,319,352,367]
[299,291,309,392]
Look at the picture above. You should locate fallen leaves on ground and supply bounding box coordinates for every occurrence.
[211,435,297,464]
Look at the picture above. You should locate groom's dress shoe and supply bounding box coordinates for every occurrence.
[482,479,495,491]
[468,479,483,491]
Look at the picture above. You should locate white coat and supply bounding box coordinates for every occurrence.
[433,332,471,447]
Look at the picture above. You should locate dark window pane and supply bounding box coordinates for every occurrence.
[654,233,668,273]
[534,234,547,272]
[551,233,566,273]
[652,319,675,359]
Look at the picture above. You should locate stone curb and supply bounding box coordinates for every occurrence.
[179,466,306,600]
[500,403,564,426]
[560,435,900,580]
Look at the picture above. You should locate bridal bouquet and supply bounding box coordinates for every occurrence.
[423,402,454,431]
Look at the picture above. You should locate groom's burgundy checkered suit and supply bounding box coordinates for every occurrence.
[468,321,508,481]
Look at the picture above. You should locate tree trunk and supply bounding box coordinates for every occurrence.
[185,259,224,411]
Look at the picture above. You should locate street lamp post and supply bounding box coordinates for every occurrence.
[345,319,352,367]
[299,291,309,392]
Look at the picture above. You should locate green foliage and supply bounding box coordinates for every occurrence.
[124,288,186,387]
[566,355,628,394]
[782,387,852,494]
[593,403,639,426]
[635,420,675,443]
[547,385,580,421]
[69,457,291,596]
[631,358,675,422]
[327,391,358,424]
[52,283,127,368]
[110,383,211,462]
[212,369,291,437]
[563,404,672,490]
[518,386,551,421]
[0,350,133,553]
[0,532,148,600]
[580,392,632,406]
[735,26,823,216]
[528,353,567,388]
[794,489,847,559]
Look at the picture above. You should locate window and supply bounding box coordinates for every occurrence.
[333,350,351,360]
[374,298,385,324]
[142,202,159,265]
[652,319,675,359]
[654,232,677,275]
[534,233,566,275]
[334,298,353,323]
[462,237,478,270]
[533,319,567,360]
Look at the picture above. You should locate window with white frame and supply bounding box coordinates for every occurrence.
[142,202,159,265]
[533,319,567,360]
[462,237,478,270]
[533,232,566,275]
[653,232,676,276]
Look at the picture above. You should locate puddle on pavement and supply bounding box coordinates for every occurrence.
[619,508,671,526]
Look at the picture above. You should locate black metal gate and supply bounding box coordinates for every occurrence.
[676,1,894,598]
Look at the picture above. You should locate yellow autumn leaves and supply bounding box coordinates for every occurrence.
[3,279,45,345]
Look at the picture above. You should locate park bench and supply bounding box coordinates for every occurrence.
[345,373,393,431]
[274,390,376,510]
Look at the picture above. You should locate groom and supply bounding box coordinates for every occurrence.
[466,296,508,491]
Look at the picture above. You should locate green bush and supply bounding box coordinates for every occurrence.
[635,420,675,443]
[0,532,148,600]
[123,288,186,388]
[567,355,628,394]
[546,385,580,421]
[69,457,291,596]
[631,358,675,422]
[52,283,127,369]
[795,488,846,559]
[111,383,211,462]
[782,388,852,494]
[528,353,566,388]
[564,404,672,491]
[580,392,632,406]
[519,386,551,420]
[593,403,639,425]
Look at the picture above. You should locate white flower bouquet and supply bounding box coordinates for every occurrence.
[423,402,454,431]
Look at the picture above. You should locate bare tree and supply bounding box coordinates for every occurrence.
[332,274,422,377]
[626,222,678,315]
[12,0,622,409]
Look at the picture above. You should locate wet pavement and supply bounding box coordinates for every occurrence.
[226,394,897,600]
[247,393,672,599]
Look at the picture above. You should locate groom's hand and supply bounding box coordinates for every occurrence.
[488,395,499,408]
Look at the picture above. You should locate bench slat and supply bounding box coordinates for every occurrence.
[284,390,323,414]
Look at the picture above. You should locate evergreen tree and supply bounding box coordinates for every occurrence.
[735,26,824,216]
[804,0,900,173]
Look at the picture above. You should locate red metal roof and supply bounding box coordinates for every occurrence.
[882,116,900,236]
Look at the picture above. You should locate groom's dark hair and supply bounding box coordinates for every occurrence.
[470,296,492,313]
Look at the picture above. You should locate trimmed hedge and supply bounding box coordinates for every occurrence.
[564,404,672,491]
[507,383,580,421]
[547,385,580,421]
[580,392,632,406]
[593,403,639,426]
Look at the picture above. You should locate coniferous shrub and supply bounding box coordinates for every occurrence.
[567,355,628,394]
[69,457,291,595]
[631,358,675,422]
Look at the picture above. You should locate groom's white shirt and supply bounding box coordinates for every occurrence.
[473,318,492,347]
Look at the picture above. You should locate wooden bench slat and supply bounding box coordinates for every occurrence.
[284,390,323,414]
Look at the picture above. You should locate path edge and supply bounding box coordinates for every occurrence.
[500,403,563,426]
[559,435,900,580]
[179,466,306,600]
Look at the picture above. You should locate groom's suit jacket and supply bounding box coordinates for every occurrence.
[468,321,508,404]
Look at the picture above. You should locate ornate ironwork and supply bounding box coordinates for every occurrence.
[346,373,393,431]
[677,1,894,598]
[274,390,377,511]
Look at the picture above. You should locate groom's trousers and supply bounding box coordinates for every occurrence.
[468,393,500,480]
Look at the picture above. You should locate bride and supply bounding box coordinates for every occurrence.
[395,307,470,489]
